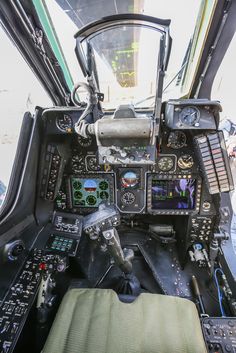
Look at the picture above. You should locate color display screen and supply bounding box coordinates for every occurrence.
[71,178,110,208]
[151,179,196,210]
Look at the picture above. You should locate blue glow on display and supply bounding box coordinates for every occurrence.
[84,179,97,190]
[151,179,196,210]
[123,171,137,179]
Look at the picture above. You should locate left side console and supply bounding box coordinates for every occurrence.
[0,249,65,353]
[0,211,83,353]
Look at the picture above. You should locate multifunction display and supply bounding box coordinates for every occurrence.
[71,177,112,208]
[151,179,196,210]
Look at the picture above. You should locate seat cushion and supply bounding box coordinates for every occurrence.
[42,288,207,353]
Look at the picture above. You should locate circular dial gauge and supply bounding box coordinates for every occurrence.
[74,191,83,199]
[158,157,174,172]
[179,106,200,126]
[121,171,139,188]
[56,114,73,131]
[86,156,98,171]
[78,135,92,147]
[121,192,135,205]
[178,155,194,169]
[100,191,109,200]
[167,131,187,149]
[71,154,85,173]
[99,181,109,190]
[86,195,97,206]
[73,180,82,190]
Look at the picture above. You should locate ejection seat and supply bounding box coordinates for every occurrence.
[42,288,207,353]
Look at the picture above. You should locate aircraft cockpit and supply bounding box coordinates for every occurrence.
[0,1,236,352]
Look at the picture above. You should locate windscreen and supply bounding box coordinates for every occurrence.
[82,26,161,108]
[42,0,206,109]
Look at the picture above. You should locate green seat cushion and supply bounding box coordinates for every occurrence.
[42,288,207,353]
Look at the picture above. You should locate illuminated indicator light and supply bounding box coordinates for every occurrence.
[39,263,46,271]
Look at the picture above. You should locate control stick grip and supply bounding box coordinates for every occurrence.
[102,228,132,274]
[192,275,200,296]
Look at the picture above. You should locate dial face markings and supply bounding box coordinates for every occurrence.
[56,114,73,131]
[100,191,109,200]
[178,154,194,169]
[78,135,92,147]
[121,191,135,205]
[74,191,83,199]
[73,180,82,190]
[99,180,109,190]
[158,157,174,172]
[71,154,85,173]
[179,106,200,126]
[85,155,99,172]
[86,195,97,206]
[87,156,97,170]
[167,131,187,149]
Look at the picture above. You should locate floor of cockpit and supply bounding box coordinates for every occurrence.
[14,234,221,353]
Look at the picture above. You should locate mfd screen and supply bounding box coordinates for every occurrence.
[71,177,111,208]
[151,179,196,210]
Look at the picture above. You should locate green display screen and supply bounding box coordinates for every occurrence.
[71,177,110,208]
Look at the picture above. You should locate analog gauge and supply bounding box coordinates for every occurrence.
[100,191,109,200]
[158,157,174,172]
[86,195,97,206]
[73,180,82,190]
[78,135,92,147]
[167,131,187,149]
[71,155,85,173]
[99,180,109,190]
[86,155,98,171]
[121,171,139,188]
[179,106,200,126]
[56,114,73,132]
[74,191,83,199]
[121,192,135,205]
[178,155,194,169]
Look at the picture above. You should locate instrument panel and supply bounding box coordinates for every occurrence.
[48,126,201,216]
[39,101,230,220]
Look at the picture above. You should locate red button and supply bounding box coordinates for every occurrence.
[39,263,46,270]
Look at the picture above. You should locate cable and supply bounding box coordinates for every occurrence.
[214,268,226,317]
[72,81,97,138]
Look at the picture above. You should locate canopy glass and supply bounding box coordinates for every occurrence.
[39,0,214,108]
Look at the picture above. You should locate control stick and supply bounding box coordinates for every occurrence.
[83,204,133,274]
[102,228,132,274]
